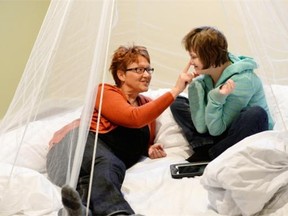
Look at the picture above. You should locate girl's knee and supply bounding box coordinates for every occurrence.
[243,106,268,119]
[170,96,189,113]
[171,96,185,109]
[242,106,268,130]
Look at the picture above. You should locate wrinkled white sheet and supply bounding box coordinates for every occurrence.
[201,131,288,216]
[0,163,62,216]
[122,146,219,216]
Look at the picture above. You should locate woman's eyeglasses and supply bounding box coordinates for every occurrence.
[126,67,154,75]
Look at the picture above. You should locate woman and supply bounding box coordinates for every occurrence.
[170,26,274,162]
[48,45,192,216]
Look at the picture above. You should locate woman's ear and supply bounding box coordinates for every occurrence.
[117,70,126,82]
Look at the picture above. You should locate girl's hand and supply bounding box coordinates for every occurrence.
[219,79,235,95]
[148,143,167,159]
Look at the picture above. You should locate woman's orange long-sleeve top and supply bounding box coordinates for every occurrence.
[49,83,174,148]
[91,84,174,145]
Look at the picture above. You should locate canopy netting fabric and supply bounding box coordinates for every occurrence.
[0,0,287,213]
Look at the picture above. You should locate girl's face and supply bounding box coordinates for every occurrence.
[189,50,215,75]
[189,50,205,74]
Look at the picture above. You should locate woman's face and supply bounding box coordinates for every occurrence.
[121,55,152,94]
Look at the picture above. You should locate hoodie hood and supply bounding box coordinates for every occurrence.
[216,53,258,86]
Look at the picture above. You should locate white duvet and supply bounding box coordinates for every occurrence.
[121,87,288,216]
[0,163,61,216]
[122,131,288,216]
[201,131,288,216]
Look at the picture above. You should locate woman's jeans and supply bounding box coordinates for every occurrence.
[170,96,269,159]
[77,132,134,216]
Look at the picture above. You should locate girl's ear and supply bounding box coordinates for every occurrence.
[117,70,126,82]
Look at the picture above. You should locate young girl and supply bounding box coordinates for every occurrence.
[170,26,274,162]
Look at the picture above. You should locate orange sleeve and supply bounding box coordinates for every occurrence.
[95,84,174,128]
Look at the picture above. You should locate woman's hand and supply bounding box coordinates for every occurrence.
[170,62,194,98]
[219,79,235,95]
[148,143,167,159]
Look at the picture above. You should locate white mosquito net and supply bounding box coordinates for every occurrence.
[0,0,287,213]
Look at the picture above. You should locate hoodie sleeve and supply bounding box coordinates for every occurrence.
[205,72,260,136]
[188,79,208,133]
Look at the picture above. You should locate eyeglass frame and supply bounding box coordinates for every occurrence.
[126,67,154,75]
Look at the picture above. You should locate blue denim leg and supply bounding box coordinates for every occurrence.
[209,106,269,159]
[170,96,214,148]
[78,132,134,216]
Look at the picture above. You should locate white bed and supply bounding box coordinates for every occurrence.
[0,85,287,216]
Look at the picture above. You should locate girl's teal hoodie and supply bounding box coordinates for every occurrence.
[188,53,274,136]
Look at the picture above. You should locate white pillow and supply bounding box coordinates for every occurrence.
[0,163,62,215]
[0,88,190,173]
[0,108,81,173]
[142,89,189,149]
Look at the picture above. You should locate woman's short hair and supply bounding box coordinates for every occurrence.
[110,45,150,87]
[182,26,229,69]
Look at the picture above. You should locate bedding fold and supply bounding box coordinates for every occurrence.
[201,131,288,216]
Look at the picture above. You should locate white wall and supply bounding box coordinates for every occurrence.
[1,0,287,119]
[107,0,251,88]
